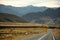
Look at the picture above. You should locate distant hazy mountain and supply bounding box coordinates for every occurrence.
[0,4,48,16]
[0,13,27,22]
[23,8,60,25]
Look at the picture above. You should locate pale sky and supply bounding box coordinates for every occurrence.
[0,0,60,7]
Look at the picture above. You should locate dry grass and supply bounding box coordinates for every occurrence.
[53,29,60,38]
[0,22,48,27]
[0,28,47,40]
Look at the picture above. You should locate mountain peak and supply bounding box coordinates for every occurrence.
[0,4,48,16]
[27,5,34,7]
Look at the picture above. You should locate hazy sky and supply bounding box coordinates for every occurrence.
[0,0,60,7]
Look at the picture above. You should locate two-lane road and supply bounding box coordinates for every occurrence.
[21,29,56,40]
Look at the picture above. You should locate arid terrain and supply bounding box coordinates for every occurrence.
[0,22,60,40]
[53,29,60,39]
[0,28,47,40]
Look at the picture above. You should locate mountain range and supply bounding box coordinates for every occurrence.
[0,4,48,16]
[0,4,60,25]
[23,8,60,25]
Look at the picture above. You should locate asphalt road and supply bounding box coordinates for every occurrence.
[20,29,57,40]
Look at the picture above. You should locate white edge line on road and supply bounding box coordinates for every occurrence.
[53,35,55,40]
[38,32,49,40]
[51,32,55,40]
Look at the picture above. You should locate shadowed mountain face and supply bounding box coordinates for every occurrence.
[0,13,27,22]
[0,4,60,24]
[23,8,60,25]
[0,4,47,16]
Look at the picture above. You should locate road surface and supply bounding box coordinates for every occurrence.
[20,29,56,40]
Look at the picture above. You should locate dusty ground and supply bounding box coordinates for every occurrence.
[0,28,47,40]
[53,29,60,38]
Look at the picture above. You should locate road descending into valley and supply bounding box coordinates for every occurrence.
[21,29,58,40]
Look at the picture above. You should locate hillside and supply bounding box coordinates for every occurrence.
[0,4,47,16]
[0,13,27,22]
[23,8,60,25]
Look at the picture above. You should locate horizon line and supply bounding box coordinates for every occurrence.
[0,4,60,8]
